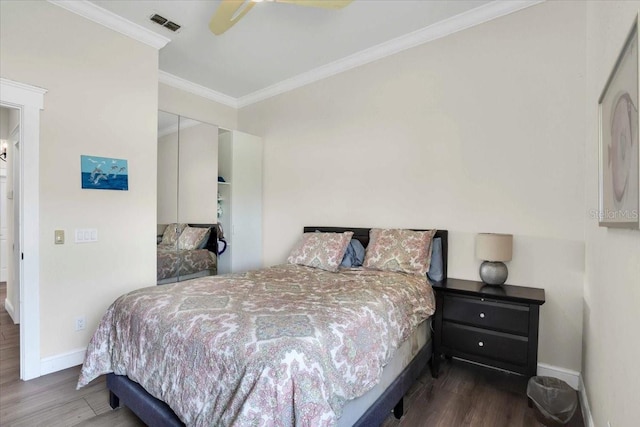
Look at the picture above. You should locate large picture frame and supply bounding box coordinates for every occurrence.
[598,14,640,229]
[598,15,640,229]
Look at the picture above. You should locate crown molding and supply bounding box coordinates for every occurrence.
[236,0,544,107]
[159,71,238,109]
[47,0,171,49]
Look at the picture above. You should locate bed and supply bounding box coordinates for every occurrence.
[79,226,448,426]
[157,224,218,284]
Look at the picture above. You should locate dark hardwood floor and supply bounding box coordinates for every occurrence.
[0,282,583,426]
[381,359,584,427]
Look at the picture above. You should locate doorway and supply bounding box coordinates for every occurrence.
[0,106,20,321]
[1,77,46,380]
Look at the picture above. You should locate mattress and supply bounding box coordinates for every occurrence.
[338,319,431,426]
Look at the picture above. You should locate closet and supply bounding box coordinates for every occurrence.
[156,111,263,282]
[216,129,263,274]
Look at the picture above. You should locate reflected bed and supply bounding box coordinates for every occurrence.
[156,224,218,284]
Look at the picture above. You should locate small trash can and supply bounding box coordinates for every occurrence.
[527,376,578,426]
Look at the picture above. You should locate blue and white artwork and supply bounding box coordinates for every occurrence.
[81,155,128,191]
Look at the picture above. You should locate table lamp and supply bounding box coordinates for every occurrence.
[475,233,513,285]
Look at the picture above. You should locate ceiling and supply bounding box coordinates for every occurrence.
[90,0,494,100]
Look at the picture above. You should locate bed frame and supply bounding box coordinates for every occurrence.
[107,226,448,426]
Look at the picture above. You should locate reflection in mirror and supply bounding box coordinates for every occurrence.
[157,111,180,284]
[156,111,219,284]
[177,118,218,224]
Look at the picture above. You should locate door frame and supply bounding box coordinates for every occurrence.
[0,78,46,380]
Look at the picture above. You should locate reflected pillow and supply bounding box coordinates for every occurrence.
[196,228,212,250]
[161,223,188,246]
[178,226,210,250]
[341,239,366,268]
[363,228,436,276]
[287,231,354,272]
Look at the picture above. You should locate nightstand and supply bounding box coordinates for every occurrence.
[431,278,545,378]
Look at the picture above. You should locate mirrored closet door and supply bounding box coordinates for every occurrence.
[157,111,218,284]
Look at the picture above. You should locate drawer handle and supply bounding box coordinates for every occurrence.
[478,341,484,347]
[479,313,485,319]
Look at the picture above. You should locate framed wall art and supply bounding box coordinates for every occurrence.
[81,155,128,191]
[598,14,640,229]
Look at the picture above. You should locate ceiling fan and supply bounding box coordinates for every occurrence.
[210,0,353,35]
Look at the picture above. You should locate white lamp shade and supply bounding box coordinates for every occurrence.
[475,233,513,262]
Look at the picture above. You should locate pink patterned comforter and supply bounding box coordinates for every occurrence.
[77,264,435,426]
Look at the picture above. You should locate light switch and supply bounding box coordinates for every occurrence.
[54,230,64,245]
[75,228,98,243]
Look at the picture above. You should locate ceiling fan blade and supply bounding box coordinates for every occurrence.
[209,0,257,35]
[274,0,353,9]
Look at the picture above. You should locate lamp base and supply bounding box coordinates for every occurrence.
[479,261,508,286]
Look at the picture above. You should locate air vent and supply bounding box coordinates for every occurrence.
[164,21,181,32]
[149,13,181,32]
[150,14,168,26]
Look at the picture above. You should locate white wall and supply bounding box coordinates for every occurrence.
[239,0,586,372]
[584,2,640,427]
[0,1,158,358]
[0,108,9,139]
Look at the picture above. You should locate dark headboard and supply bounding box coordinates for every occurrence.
[189,224,218,255]
[303,226,448,283]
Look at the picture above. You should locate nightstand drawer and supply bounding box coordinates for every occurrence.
[443,295,529,335]
[442,322,529,366]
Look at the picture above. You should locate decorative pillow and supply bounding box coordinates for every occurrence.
[341,239,366,268]
[161,223,188,246]
[427,237,444,282]
[178,226,210,250]
[287,231,354,272]
[363,228,437,276]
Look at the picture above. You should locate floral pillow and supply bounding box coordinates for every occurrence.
[287,231,354,272]
[161,223,188,246]
[178,226,210,250]
[363,228,437,276]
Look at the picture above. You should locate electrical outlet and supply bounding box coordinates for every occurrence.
[75,316,86,331]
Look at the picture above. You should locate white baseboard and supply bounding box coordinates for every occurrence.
[537,363,580,389]
[40,348,86,376]
[579,375,595,427]
[4,298,18,324]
